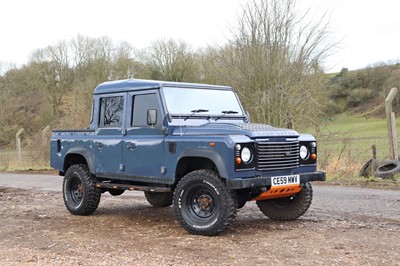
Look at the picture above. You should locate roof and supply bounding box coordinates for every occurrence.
[94,79,232,95]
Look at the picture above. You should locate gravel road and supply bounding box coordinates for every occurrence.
[0,173,399,265]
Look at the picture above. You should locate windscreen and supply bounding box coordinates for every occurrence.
[162,87,243,116]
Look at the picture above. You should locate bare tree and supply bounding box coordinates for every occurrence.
[31,40,73,115]
[110,41,138,80]
[213,0,335,129]
[0,69,10,135]
[68,36,141,128]
[148,39,199,82]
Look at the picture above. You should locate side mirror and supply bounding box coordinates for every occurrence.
[147,109,157,126]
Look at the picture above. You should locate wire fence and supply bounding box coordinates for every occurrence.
[0,132,396,174]
[318,136,391,164]
[316,134,398,177]
[0,147,49,170]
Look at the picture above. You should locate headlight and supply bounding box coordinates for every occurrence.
[241,147,252,163]
[234,143,256,170]
[300,145,309,160]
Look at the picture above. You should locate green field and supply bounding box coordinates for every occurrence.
[318,113,397,138]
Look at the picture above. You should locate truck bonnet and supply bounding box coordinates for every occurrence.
[170,122,299,138]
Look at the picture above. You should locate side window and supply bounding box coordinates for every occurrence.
[132,93,161,127]
[98,96,124,127]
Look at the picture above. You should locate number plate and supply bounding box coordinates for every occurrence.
[271,175,300,187]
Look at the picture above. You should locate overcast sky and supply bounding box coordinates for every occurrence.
[1,0,400,73]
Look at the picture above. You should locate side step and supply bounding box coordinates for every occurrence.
[96,182,171,193]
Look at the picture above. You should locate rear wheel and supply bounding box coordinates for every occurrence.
[231,190,247,209]
[108,189,124,196]
[256,182,313,220]
[144,191,173,207]
[173,170,237,236]
[63,164,101,215]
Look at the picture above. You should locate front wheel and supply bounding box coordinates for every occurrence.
[173,170,237,236]
[63,164,101,215]
[256,182,313,220]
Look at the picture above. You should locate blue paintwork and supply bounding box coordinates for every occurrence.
[50,79,324,187]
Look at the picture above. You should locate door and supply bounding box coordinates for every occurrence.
[93,93,126,174]
[123,91,166,178]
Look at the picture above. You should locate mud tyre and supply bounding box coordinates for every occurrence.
[108,189,124,196]
[256,182,313,220]
[173,170,237,236]
[63,164,101,215]
[144,191,173,207]
[231,190,247,209]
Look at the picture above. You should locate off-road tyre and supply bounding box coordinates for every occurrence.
[256,182,313,220]
[144,191,173,207]
[108,189,125,196]
[63,164,101,215]
[231,190,246,209]
[173,170,237,236]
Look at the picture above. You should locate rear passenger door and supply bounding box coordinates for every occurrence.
[123,90,166,178]
[93,93,126,174]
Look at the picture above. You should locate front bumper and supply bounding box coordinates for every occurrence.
[226,171,326,189]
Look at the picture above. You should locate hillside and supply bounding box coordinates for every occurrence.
[326,63,400,118]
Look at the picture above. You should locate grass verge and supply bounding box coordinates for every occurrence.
[325,175,400,190]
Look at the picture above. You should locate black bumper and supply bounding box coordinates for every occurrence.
[226,171,326,189]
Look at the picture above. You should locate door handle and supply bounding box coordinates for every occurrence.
[127,143,137,150]
[94,142,104,148]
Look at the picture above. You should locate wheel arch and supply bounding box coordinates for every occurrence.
[63,147,95,175]
[175,149,228,183]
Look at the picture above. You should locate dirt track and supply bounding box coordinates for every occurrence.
[0,181,399,265]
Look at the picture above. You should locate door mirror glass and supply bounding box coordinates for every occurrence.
[147,109,157,126]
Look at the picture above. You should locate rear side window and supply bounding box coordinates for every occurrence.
[98,96,124,127]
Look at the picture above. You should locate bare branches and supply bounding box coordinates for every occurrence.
[147,39,199,82]
[211,0,335,129]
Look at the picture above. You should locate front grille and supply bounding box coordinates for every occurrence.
[256,141,299,171]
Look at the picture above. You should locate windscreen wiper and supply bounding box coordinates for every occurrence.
[183,109,210,120]
[214,110,241,121]
[221,110,239,114]
[191,109,209,113]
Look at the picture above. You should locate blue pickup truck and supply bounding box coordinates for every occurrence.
[50,79,325,236]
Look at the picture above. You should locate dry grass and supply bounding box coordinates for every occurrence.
[0,149,49,171]
[322,155,400,190]
[323,156,363,179]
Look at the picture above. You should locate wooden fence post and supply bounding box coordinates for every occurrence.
[385,87,398,160]
[42,125,51,145]
[370,144,378,176]
[16,128,24,168]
